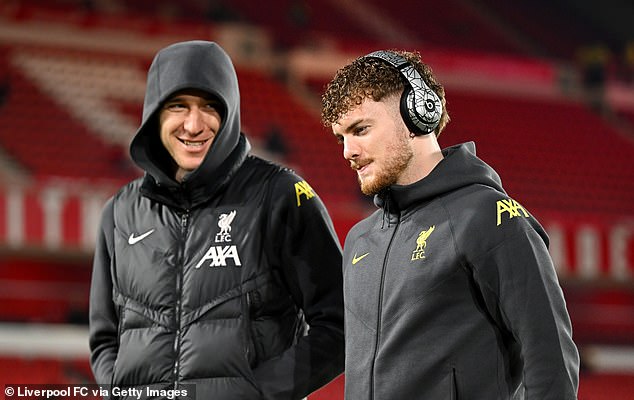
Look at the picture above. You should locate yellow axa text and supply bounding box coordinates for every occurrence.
[496,198,529,226]
[295,180,315,207]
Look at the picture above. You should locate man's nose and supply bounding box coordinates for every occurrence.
[184,108,204,135]
[343,138,360,161]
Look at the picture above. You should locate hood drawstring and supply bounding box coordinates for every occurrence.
[385,196,391,229]
[378,188,392,230]
[381,205,386,230]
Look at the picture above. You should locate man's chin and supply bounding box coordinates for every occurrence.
[359,178,381,196]
[359,172,399,196]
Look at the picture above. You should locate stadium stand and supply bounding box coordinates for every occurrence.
[474,0,610,60]
[362,0,525,56]
[0,0,633,397]
[443,90,634,216]
[236,66,358,203]
[0,46,141,183]
[0,258,89,323]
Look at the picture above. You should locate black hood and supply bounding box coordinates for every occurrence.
[375,142,505,212]
[130,40,245,190]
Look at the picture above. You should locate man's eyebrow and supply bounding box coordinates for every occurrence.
[336,118,365,134]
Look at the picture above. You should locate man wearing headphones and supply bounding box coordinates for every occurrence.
[321,50,579,399]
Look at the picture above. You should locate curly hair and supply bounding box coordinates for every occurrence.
[320,50,450,137]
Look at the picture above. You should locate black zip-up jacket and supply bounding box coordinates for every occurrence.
[89,41,344,399]
[342,142,579,400]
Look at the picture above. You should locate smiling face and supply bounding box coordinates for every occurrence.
[159,89,223,182]
[332,95,415,195]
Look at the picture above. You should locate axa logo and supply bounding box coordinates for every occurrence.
[215,210,237,243]
[195,245,242,268]
[197,210,243,268]
[411,225,435,261]
[295,180,315,207]
[496,198,529,226]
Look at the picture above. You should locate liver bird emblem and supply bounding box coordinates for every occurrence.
[415,225,435,253]
[218,210,237,236]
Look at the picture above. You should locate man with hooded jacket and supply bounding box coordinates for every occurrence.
[89,40,344,399]
[321,50,579,399]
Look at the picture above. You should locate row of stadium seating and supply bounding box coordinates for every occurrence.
[5,0,623,61]
[2,43,633,214]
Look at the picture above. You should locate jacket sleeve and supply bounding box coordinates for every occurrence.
[88,197,119,384]
[469,219,579,399]
[252,171,345,399]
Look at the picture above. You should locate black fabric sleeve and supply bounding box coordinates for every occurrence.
[252,171,345,399]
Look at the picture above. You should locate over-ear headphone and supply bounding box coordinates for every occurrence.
[361,50,442,135]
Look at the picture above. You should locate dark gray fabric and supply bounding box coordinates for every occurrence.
[343,142,579,400]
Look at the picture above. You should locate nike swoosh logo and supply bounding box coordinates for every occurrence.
[128,229,155,245]
[352,252,369,265]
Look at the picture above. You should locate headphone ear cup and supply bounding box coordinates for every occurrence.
[400,87,424,134]
[405,72,442,135]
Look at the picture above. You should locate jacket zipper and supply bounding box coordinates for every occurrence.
[369,215,400,400]
[245,291,254,364]
[172,211,189,388]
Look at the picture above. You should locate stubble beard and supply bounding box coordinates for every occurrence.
[359,132,414,196]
